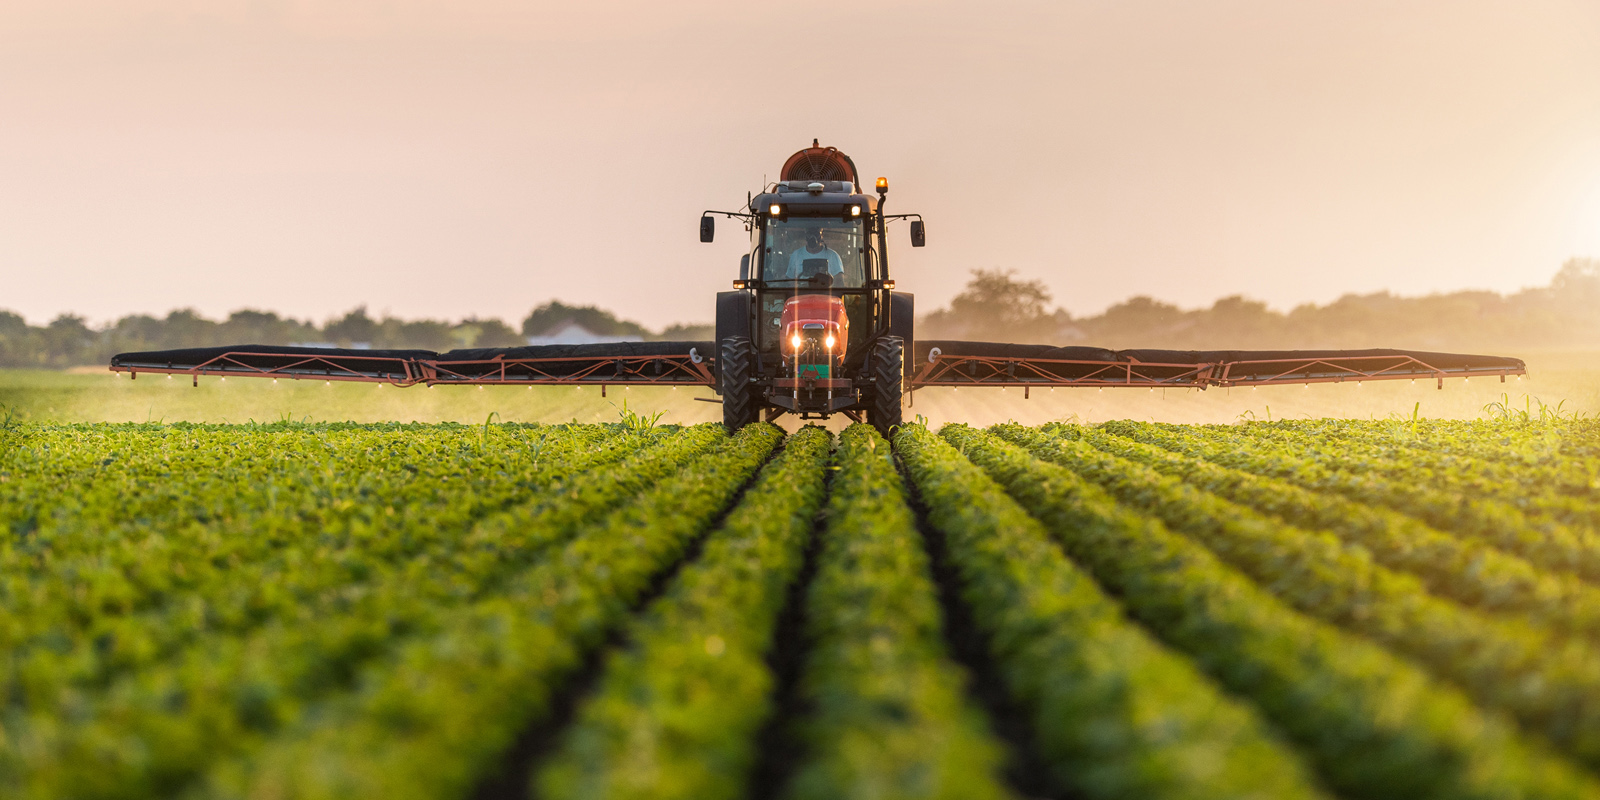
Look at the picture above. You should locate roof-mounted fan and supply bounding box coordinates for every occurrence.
[780,139,859,184]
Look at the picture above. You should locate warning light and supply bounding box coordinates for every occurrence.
[875,177,888,193]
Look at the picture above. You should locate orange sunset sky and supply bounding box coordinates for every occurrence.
[4,1,1599,330]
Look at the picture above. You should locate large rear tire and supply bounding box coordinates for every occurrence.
[866,335,904,437]
[720,336,760,431]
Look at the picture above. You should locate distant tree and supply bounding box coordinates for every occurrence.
[0,311,38,367]
[379,318,453,350]
[1096,296,1184,330]
[0,311,28,339]
[43,314,97,366]
[655,323,714,341]
[161,309,219,349]
[460,317,524,348]
[110,314,164,343]
[219,310,313,345]
[324,306,379,346]
[951,269,1052,327]
[1552,258,1600,307]
[449,323,482,349]
[922,269,1064,342]
[1086,295,1186,346]
[521,300,650,339]
[1193,295,1283,346]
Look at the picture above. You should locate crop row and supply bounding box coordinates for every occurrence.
[1335,416,1600,465]
[0,423,624,624]
[897,424,1328,800]
[1,422,754,798]
[534,426,832,800]
[0,423,697,711]
[6,418,1600,799]
[1104,420,1600,584]
[943,424,1599,799]
[779,424,1012,800]
[999,422,1600,769]
[1229,420,1600,531]
[1268,418,1598,496]
[197,422,783,800]
[1054,422,1600,638]
[0,424,659,695]
[1566,419,1600,458]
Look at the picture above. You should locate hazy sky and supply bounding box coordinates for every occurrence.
[4,1,1599,329]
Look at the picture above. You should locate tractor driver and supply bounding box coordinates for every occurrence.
[786,228,844,284]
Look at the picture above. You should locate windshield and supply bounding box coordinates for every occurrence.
[761,218,868,289]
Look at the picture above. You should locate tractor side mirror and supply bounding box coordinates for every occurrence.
[910,220,926,247]
[700,215,715,243]
[739,253,750,281]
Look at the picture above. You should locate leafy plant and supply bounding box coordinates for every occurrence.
[900,423,1329,800]
[1004,422,1600,769]
[942,424,1600,800]
[1484,392,1586,423]
[784,424,1013,800]
[614,398,667,432]
[537,426,832,800]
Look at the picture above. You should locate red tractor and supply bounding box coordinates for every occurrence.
[700,141,921,432]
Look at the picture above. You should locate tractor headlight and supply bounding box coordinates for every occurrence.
[769,204,782,216]
[791,334,802,349]
[825,334,836,349]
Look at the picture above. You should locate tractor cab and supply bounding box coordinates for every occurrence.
[747,187,878,370]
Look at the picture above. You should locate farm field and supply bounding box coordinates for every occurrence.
[4,416,1600,799]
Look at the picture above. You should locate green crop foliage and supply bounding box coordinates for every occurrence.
[1106,420,1600,584]
[1235,420,1600,531]
[999,422,1600,769]
[783,424,1013,800]
[897,423,1330,800]
[0,424,660,697]
[1062,422,1600,637]
[535,426,832,800]
[6,417,1600,798]
[1,423,745,798]
[1275,417,1599,494]
[944,424,1600,800]
[198,422,783,800]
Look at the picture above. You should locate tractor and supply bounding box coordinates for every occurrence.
[700,141,923,433]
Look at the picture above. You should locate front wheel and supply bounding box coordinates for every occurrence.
[720,336,760,431]
[865,335,904,437]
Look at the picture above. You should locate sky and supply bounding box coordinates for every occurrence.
[3,0,1599,330]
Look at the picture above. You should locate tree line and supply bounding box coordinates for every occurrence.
[0,301,712,369]
[3,260,1595,368]
[922,259,1600,352]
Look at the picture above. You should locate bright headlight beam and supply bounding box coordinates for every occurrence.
[791,334,802,349]
[825,334,836,348]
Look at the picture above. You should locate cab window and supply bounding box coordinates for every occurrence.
[761,219,867,289]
